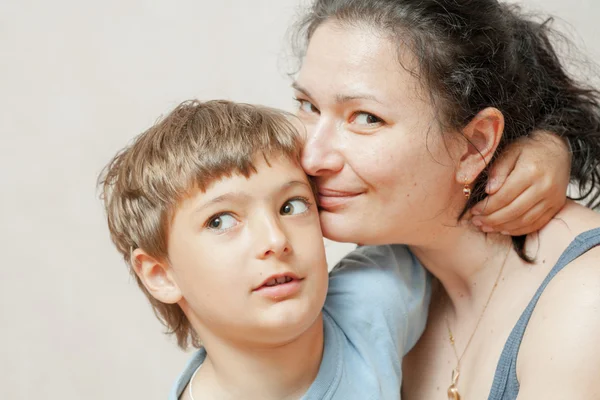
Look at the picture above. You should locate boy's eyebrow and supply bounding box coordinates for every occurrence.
[282,180,311,190]
[194,192,251,214]
[193,181,309,214]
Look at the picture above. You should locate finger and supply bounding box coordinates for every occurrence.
[485,145,522,195]
[472,165,535,216]
[472,184,536,226]
[502,207,558,237]
[484,200,549,234]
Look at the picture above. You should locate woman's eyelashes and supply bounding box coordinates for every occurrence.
[294,96,384,128]
[295,98,320,115]
[350,111,384,127]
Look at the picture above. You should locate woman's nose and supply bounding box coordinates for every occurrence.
[301,119,344,177]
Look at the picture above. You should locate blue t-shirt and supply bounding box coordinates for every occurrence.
[169,244,431,400]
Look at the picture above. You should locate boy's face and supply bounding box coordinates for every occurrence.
[167,154,328,346]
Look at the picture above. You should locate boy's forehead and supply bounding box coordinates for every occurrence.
[186,154,309,203]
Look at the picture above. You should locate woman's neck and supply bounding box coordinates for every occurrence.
[409,224,515,316]
[190,313,324,400]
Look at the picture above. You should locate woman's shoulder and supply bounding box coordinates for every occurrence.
[516,204,600,397]
[532,201,600,267]
[541,200,600,239]
[531,201,600,331]
[516,251,600,397]
[533,228,600,314]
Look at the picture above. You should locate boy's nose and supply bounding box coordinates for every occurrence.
[255,217,292,260]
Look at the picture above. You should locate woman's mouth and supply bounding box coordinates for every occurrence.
[317,188,363,210]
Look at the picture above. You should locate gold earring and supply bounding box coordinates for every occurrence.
[463,178,472,199]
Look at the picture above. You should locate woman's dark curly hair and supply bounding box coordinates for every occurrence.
[293,0,600,260]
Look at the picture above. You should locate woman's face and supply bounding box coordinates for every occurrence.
[294,22,462,246]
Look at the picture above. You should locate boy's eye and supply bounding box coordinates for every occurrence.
[280,198,310,216]
[207,213,238,231]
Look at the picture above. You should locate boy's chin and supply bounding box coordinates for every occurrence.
[250,307,324,346]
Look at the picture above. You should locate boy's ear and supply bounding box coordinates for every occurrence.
[131,249,182,304]
[455,107,504,185]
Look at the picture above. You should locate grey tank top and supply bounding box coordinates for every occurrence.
[488,228,600,399]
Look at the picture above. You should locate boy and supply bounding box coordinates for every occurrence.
[99,100,430,399]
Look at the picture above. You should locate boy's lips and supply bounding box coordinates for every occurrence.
[253,272,304,299]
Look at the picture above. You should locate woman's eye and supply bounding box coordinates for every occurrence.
[280,198,310,216]
[296,99,319,114]
[352,112,383,126]
[207,214,238,231]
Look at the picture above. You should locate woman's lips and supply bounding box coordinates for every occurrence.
[317,188,363,210]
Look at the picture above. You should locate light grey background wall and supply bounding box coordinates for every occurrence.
[1,1,598,399]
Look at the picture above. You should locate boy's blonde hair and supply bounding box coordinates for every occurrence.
[99,100,304,349]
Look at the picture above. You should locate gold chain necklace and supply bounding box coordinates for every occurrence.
[444,248,510,400]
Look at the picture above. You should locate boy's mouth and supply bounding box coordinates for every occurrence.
[263,276,294,287]
[255,273,301,290]
[253,273,303,299]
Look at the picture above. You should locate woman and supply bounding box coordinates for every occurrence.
[291,0,600,398]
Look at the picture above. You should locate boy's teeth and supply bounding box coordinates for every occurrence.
[264,276,293,287]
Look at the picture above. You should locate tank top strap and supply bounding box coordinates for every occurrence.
[488,228,600,400]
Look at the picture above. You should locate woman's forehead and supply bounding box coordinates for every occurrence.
[304,23,394,75]
[297,21,423,104]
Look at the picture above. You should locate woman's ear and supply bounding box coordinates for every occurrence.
[455,107,504,184]
[131,248,182,304]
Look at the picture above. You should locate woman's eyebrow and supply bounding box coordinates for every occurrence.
[291,81,312,98]
[293,81,382,105]
[334,92,382,105]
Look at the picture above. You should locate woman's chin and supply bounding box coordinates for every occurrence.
[319,210,407,246]
[319,211,366,244]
